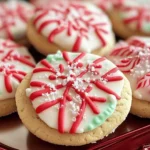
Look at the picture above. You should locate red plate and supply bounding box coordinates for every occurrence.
[1,113,150,150]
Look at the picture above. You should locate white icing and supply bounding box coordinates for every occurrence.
[27,51,124,133]
[0,0,34,40]
[34,1,114,52]
[109,36,150,102]
[0,39,35,100]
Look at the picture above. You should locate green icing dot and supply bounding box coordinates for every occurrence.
[46,51,63,62]
[88,124,94,130]
[98,115,104,120]
[86,98,117,132]
[109,104,115,109]
[143,23,150,33]
[0,91,2,95]
[103,110,110,116]
[93,117,101,124]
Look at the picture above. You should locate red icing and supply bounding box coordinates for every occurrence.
[136,73,150,89]
[70,100,86,133]
[30,52,123,133]
[0,65,26,93]
[34,2,109,51]
[110,37,150,73]
[36,98,60,113]
[117,57,140,73]
[1,50,35,67]
[123,7,150,31]
[113,0,150,32]
[0,40,35,93]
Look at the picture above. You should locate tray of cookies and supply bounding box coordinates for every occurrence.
[0,0,150,150]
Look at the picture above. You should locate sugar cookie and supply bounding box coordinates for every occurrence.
[16,51,132,145]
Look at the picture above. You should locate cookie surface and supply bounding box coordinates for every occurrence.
[107,36,150,118]
[16,52,132,145]
[131,97,150,118]
[0,39,36,117]
[0,98,16,117]
[28,1,115,55]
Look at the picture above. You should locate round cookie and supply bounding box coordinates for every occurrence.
[27,1,115,56]
[0,39,36,117]
[16,51,132,146]
[0,1,35,44]
[107,36,150,118]
[108,0,150,38]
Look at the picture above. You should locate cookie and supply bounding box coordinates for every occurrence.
[0,39,36,117]
[107,36,150,118]
[0,1,35,44]
[27,1,115,56]
[16,51,132,146]
[108,0,150,38]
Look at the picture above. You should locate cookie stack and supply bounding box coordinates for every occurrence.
[1,0,150,147]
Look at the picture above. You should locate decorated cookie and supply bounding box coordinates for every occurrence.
[109,0,150,38]
[16,51,131,145]
[108,36,150,118]
[0,39,36,117]
[27,1,115,56]
[0,0,34,43]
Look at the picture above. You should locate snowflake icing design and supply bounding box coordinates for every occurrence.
[28,51,123,133]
